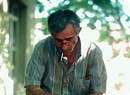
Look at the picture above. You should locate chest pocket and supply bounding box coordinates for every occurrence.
[72,79,90,95]
[72,44,91,95]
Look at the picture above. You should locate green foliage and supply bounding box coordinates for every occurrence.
[124,46,130,58]
[93,0,111,10]
[0,14,10,65]
[36,0,44,13]
[35,18,48,35]
[87,23,96,29]
[112,47,120,58]
[98,29,109,42]
[36,0,130,59]
[124,53,130,58]
[87,17,97,29]
[126,16,130,22]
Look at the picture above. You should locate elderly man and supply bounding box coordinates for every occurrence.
[24,9,107,95]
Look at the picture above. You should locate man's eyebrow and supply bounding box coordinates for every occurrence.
[55,38,63,41]
[65,36,74,40]
[55,36,73,40]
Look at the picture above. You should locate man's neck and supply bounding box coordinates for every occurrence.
[63,40,79,57]
[63,39,80,67]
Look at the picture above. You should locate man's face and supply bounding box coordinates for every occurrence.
[52,24,81,53]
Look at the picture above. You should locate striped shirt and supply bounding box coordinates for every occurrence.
[24,36,107,95]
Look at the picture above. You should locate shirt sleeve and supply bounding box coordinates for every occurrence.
[24,44,45,87]
[86,43,107,93]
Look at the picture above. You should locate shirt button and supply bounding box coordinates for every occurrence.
[64,80,67,83]
[64,79,69,83]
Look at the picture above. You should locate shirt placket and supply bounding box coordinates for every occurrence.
[53,52,64,95]
[62,59,76,95]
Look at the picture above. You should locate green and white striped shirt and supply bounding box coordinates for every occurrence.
[24,36,107,95]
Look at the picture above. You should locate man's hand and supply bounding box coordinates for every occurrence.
[90,92,103,95]
[26,86,56,95]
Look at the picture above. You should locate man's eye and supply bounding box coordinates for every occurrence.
[55,38,62,42]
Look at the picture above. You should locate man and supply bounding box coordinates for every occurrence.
[24,9,107,95]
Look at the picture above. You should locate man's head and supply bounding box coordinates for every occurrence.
[48,10,81,52]
[48,9,80,34]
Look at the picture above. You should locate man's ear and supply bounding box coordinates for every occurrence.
[77,27,82,34]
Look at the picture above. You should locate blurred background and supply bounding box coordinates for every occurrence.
[0,0,130,95]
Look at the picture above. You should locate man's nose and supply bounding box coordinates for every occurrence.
[62,40,68,44]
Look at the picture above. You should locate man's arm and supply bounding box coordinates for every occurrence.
[86,43,107,95]
[25,40,55,95]
[90,92,103,95]
[26,86,56,95]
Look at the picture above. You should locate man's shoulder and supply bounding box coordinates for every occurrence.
[89,42,102,54]
[81,41,102,58]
